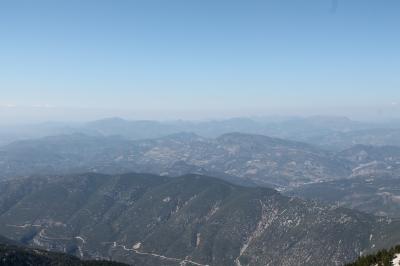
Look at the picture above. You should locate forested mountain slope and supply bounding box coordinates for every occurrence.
[0,173,399,266]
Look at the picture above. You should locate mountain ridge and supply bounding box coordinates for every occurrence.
[0,172,399,265]
[0,132,352,188]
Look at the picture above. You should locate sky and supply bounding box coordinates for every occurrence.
[0,0,400,122]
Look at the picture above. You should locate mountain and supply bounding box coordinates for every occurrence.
[0,133,133,179]
[83,118,180,140]
[0,122,78,147]
[2,116,398,149]
[287,175,400,218]
[0,132,351,188]
[311,128,400,151]
[339,145,400,177]
[81,116,380,143]
[0,173,400,266]
[288,145,400,218]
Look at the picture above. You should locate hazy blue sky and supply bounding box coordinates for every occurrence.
[0,0,399,122]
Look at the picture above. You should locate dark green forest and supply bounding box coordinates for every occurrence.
[0,244,127,266]
[347,245,400,266]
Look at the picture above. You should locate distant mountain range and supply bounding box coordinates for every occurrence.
[1,173,399,266]
[2,116,400,150]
